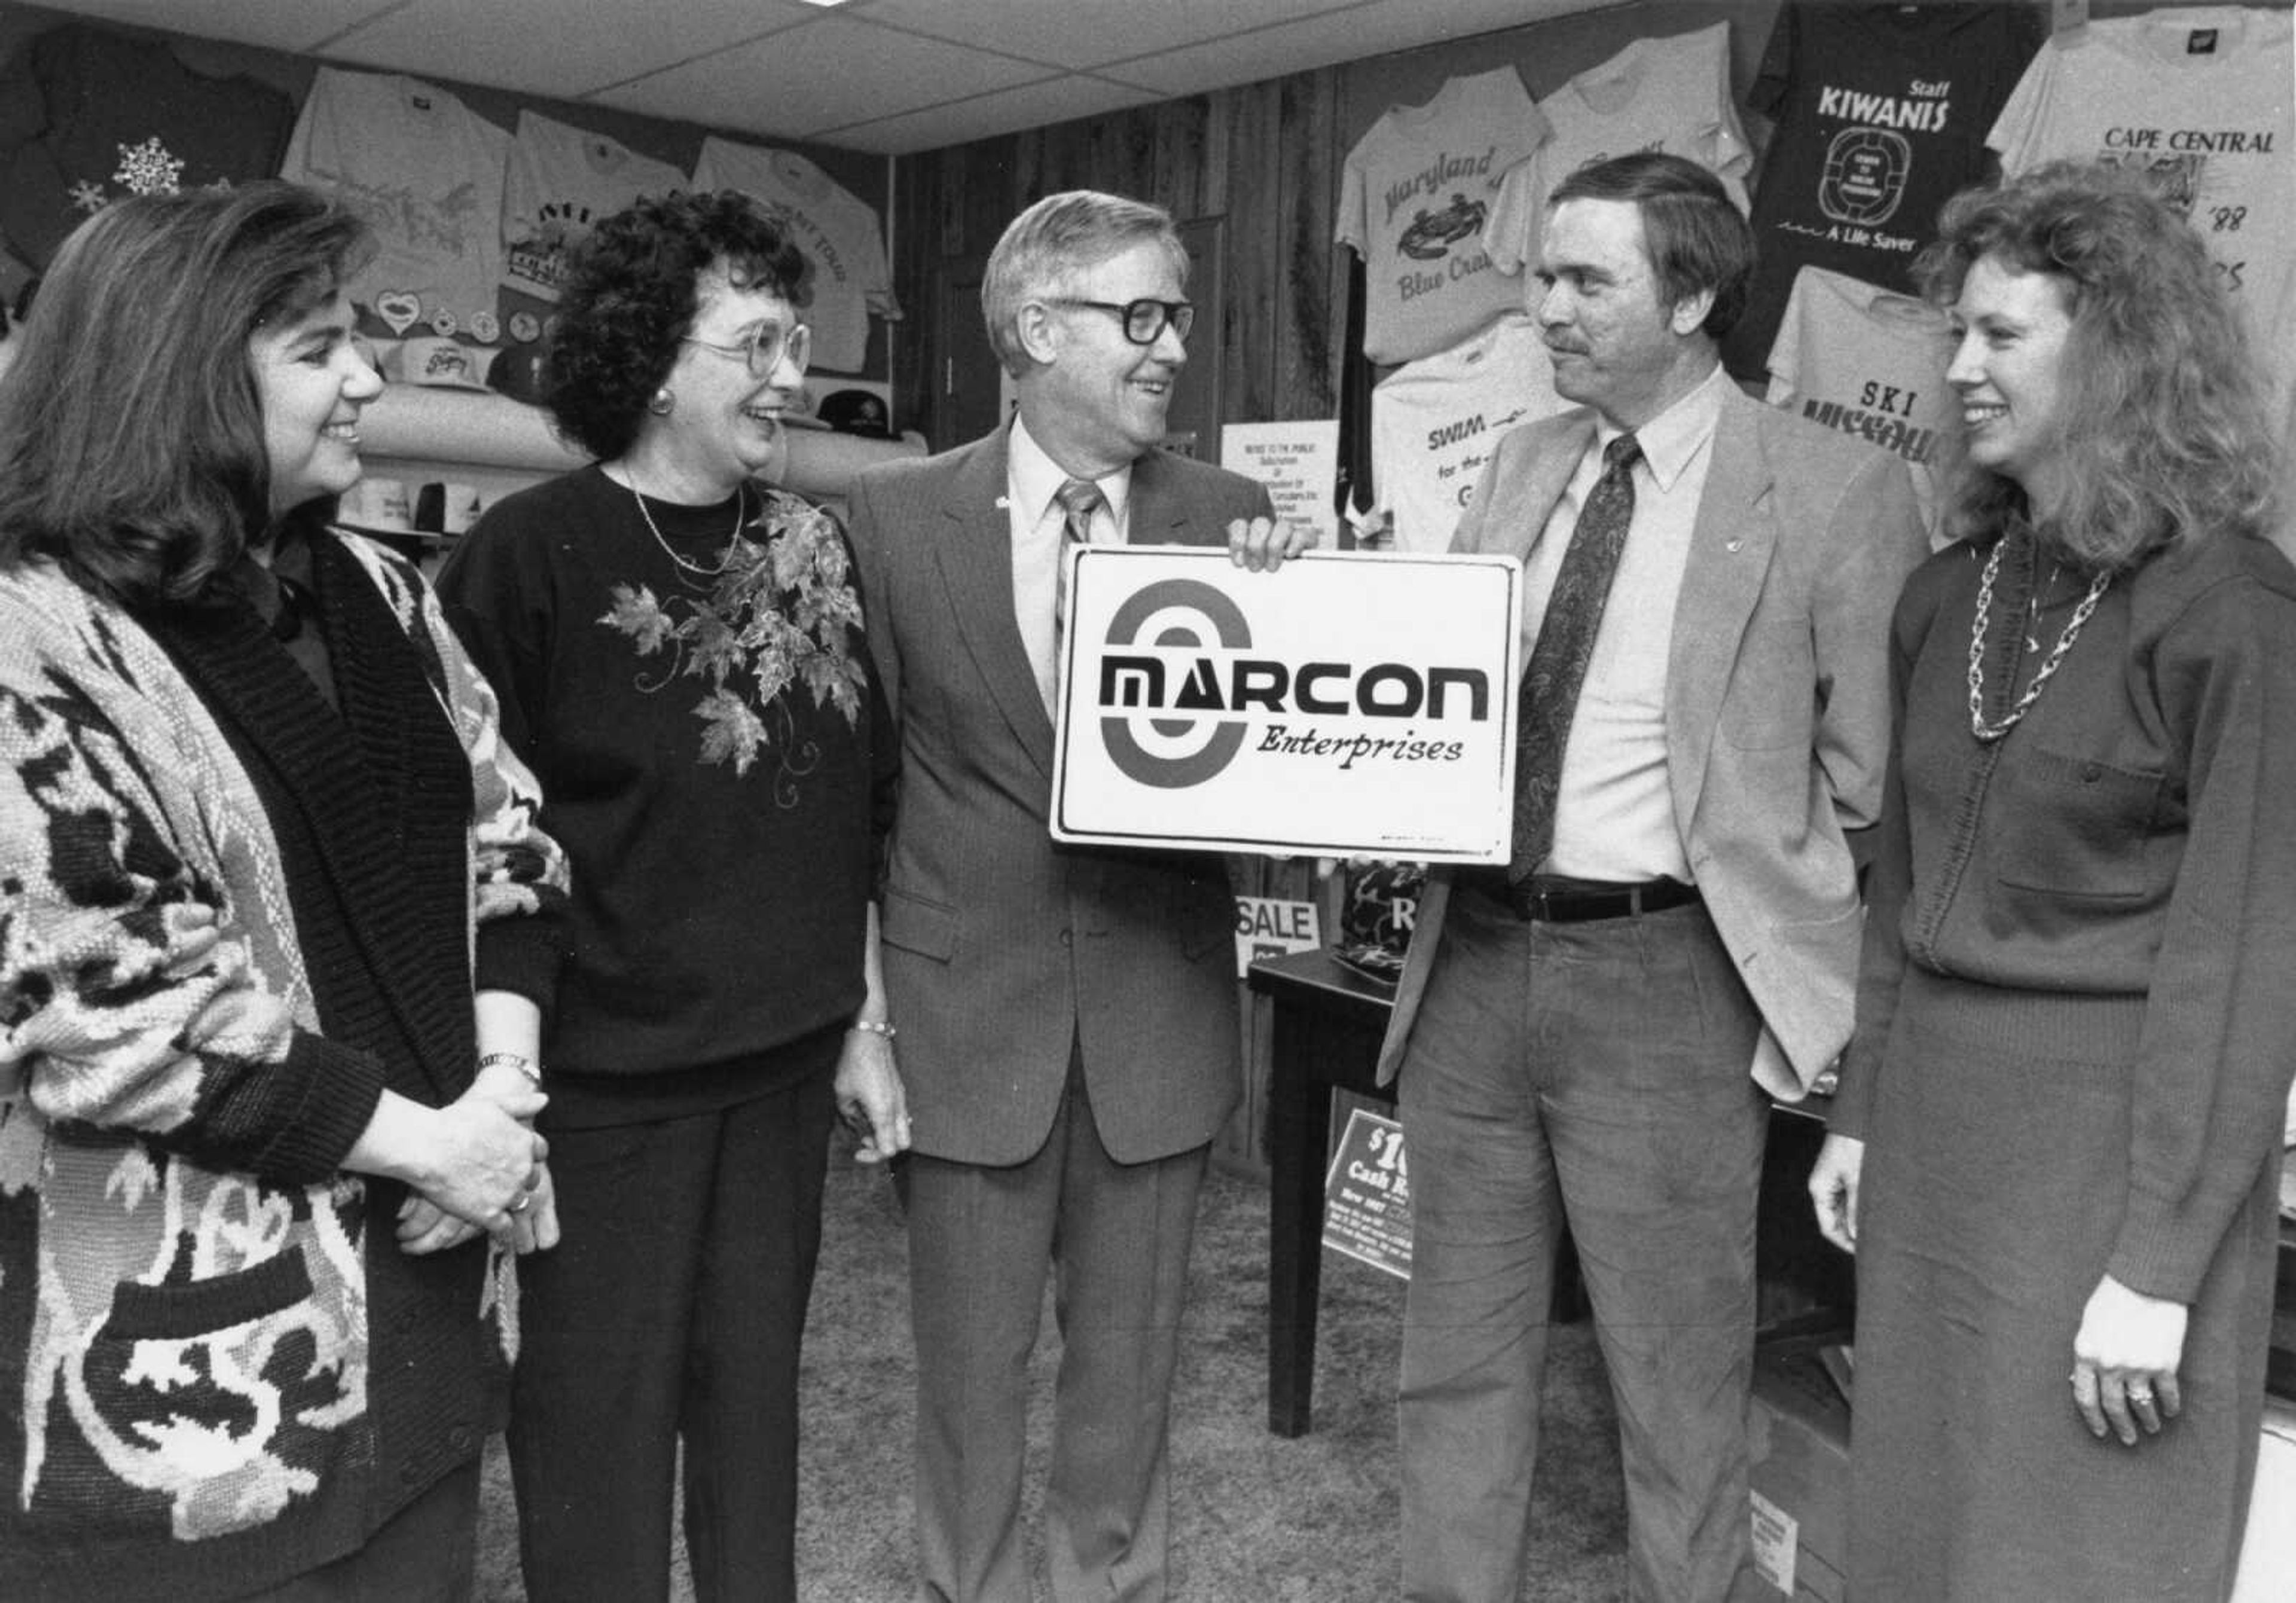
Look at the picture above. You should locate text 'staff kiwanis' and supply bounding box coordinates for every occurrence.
[1051,548,1521,861]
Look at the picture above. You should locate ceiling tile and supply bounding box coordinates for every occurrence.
[590,13,1046,142]
[29,0,401,54]
[320,0,819,100]
[855,0,1364,73]
[1112,0,1581,98]
[822,73,1166,156]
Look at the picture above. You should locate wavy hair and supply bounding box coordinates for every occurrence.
[544,190,811,462]
[1916,161,2279,569]
[0,182,370,603]
[1549,152,1755,338]
[982,191,1188,379]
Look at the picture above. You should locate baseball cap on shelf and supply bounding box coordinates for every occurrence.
[815,387,895,439]
[489,346,551,406]
[381,335,495,390]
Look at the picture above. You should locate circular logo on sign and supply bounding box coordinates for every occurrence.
[1095,576,1252,789]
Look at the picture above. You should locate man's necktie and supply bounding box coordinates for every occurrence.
[1507,432,1642,884]
[1049,477,1106,706]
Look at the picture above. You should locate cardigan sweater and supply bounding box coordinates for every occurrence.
[437,466,894,1126]
[0,531,569,1599]
[1834,523,2296,1303]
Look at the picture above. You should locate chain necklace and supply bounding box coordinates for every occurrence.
[619,467,747,584]
[1965,533,2112,743]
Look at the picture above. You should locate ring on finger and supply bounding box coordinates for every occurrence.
[510,1193,532,1214]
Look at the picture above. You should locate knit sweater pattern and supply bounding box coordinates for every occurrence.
[0,532,569,1599]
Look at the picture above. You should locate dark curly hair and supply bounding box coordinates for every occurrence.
[544,189,812,462]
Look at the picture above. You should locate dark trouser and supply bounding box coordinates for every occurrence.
[508,1062,837,1603]
[236,1459,478,1602]
[1398,890,1767,1603]
[906,1053,1207,1603]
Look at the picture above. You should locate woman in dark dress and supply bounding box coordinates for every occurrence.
[1807,161,2296,1598]
[436,189,906,1603]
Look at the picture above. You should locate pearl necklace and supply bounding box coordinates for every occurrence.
[618,467,747,584]
[1965,533,2112,744]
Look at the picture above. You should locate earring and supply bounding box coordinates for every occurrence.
[648,387,675,416]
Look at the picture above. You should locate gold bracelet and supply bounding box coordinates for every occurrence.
[847,1019,897,1040]
[478,1051,542,1085]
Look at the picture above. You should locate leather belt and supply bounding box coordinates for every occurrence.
[1457,871,1702,924]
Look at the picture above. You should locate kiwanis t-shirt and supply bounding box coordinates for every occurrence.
[1485,23,1753,283]
[1337,66,1549,367]
[502,111,684,302]
[1764,266,1956,541]
[1723,1,2041,380]
[1989,5,2295,422]
[1370,315,1561,553]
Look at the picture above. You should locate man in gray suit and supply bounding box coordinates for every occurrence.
[1377,153,1926,1602]
[845,190,1305,1603]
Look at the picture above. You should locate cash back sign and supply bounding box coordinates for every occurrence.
[1051,548,1521,861]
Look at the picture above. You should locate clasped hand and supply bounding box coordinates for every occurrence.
[396,1066,556,1256]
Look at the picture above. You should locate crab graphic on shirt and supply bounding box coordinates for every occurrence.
[1398,194,1488,261]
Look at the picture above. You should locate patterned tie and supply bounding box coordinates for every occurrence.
[1508,432,1642,884]
[1048,477,1106,707]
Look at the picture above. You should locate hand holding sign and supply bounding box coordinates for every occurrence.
[1225,512,1320,572]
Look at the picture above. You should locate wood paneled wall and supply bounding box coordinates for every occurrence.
[891,0,1792,454]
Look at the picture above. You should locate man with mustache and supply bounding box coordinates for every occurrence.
[1373,152,1925,1602]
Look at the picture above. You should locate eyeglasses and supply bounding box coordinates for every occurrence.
[1049,297,1195,346]
[680,320,812,377]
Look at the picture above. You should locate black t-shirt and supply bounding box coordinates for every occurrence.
[1723,1,2043,380]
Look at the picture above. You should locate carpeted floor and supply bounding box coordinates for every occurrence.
[474,1142,1628,1600]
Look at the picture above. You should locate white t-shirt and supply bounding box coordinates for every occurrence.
[1370,314,1562,552]
[1989,6,2294,415]
[690,138,898,374]
[1337,66,1549,367]
[1764,266,1956,542]
[279,68,508,337]
[501,111,685,303]
[1484,23,1753,283]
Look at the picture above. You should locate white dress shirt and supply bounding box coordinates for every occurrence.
[1520,362,1733,881]
[1007,416,1132,712]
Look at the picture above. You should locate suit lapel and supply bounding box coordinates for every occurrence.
[1126,450,1200,548]
[1486,413,1595,662]
[1666,389,1777,829]
[930,429,1058,778]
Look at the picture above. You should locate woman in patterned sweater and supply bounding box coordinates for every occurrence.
[0,184,569,1599]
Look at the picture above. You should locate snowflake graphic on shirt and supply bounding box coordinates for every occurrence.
[113,137,185,196]
[68,180,108,213]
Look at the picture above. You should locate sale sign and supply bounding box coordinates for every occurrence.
[1050,547,1521,862]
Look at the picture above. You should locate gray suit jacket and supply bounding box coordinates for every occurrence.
[847,425,1276,1164]
[1376,383,1928,1099]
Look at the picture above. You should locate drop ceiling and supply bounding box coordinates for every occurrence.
[29,0,1599,155]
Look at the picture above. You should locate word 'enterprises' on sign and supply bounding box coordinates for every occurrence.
[1050,547,1521,861]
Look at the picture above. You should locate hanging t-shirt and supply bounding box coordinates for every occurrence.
[1763,266,1956,540]
[501,111,685,303]
[1723,1,2042,380]
[689,138,897,375]
[279,68,509,339]
[1483,23,1752,285]
[1370,314,1561,553]
[0,22,294,269]
[1336,66,1549,367]
[1988,5,2294,406]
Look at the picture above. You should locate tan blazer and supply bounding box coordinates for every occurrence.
[847,426,1276,1164]
[1376,384,1928,1099]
